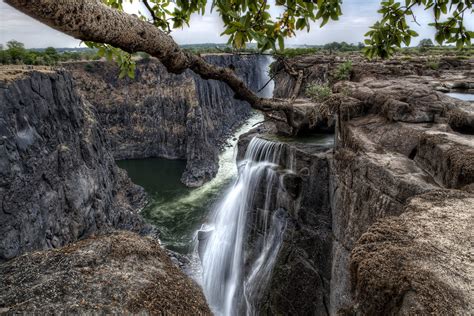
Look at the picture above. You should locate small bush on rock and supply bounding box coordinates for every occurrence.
[335,61,353,81]
[305,83,332,102]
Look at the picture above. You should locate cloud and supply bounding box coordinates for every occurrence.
[0,3,80,48]
[1,1,472,48]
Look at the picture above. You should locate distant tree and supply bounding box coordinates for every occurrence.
[44,46,58,56]
[6,40,26,64]
[6,40,24,50]
[44,47,59,64]
[418,38,434,47]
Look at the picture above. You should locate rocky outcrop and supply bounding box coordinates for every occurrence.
[240,56,474,315]
[65,54,270,186]
[329,78,474,314]
[272,54,474,100]
[0,67,149,261]
[349,190,473,315]
[0,231,211,315]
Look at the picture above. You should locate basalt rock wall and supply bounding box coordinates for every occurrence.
[66,54,270,187]
[0,69,149,262]
[238,128,334,315]
[239,56,474,315]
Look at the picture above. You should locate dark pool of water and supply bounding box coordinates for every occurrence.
[117,158,219,254]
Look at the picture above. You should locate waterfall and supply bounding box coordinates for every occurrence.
[200,137,289,315]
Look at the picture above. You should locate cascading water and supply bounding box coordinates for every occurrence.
[200,137,290,315]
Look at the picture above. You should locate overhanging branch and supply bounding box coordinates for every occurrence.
[5,0,294,118]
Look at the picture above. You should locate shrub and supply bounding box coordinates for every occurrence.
[426,59,440,70]
[84,63,95,72]
[305,83,332,102]
[334,60,352,81]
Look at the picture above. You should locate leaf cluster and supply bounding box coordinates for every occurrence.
[97,0,472,78]
[364,0,472,59]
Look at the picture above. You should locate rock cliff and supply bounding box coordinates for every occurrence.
[65,54,269,186]
[0,67,149,261]
[238,56,474,315]
[238,127,334,315]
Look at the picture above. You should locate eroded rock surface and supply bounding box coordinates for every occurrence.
[330,77,474,313]
[242,56,474,315]
[0,231,211,315]
[0,68,149,261]
[350,190,473,315]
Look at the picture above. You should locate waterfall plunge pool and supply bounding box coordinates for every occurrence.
[117,127,335,255]
[117,114,264,253]
[118,127,335,315]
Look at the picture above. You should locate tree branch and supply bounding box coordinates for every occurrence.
[4,0,293,117]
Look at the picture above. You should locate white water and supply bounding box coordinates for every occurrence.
[445,92,474,101]
[200,137,288,315]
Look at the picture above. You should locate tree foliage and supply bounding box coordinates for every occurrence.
[0,40,99,65]
[364,0,472,58]
[89,0,472,78]
[418,38,435,47]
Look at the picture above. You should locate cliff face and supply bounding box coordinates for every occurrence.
[239,56,474,315]
[0,68,148,262]
[237,130,333,315]
[65,55,269,186]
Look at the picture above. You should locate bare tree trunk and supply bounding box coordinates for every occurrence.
[5,0,295,118]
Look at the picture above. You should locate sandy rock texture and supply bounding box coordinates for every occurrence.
[350,190,473,315]
[0,231,211,315]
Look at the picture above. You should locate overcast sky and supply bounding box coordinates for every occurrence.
[1,1,472,48]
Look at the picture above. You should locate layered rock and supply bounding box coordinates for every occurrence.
[329,78,474,314]
[0,231,211,315]
[65,54,270,186]
[239,56,474,315]
[272,54,474,99]
[0,67,148,261]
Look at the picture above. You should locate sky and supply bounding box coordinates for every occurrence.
[1,1,472,48]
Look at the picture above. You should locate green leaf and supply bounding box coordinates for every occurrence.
[278,34,284,51]
[296,18,306,30]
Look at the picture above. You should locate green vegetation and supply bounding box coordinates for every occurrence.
[0,40,99,65]
[334,61,353,81]
[96,0,472,77]
[426,59,440,70]
[305,83,332,103]
[273,47,320,57]
[418,38,434,48]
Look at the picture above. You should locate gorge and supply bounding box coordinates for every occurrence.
[1,53,473,315]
